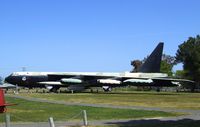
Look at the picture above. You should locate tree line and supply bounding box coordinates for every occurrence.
[131,35,200,85]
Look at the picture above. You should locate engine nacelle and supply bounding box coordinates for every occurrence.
[97,79,121,84]
[61,78,82,84]
[123,79,153,83]
[171,81,181,86]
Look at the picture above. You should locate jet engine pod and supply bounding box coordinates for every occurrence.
[97,79,121,84]
[124,79,153,83]
[61,78,82,84]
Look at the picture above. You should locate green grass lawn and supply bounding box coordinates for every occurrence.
[15,91,200,110]
[0,96,179,123]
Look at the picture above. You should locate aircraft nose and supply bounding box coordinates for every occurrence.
[5,76,11,83]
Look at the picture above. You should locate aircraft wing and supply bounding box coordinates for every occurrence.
[47,74,114,81]
[122,77,195,87]
[151,77,194,83]
[46,74,121,87]
[45,73,195,87]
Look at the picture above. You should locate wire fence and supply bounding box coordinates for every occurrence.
[0,110,88,127]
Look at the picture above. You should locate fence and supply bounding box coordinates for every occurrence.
[0,110,88,127]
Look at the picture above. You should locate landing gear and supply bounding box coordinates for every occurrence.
[156,87,160,92]
[90,89,93,93]
[49,86,60,93]
[14,84,19,94]
[103,86,112,92]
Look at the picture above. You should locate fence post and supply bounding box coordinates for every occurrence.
[83,110,88,126]
[5,113,10,127]
[48,117,55,127]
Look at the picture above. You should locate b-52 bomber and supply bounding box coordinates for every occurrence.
[5,43,194,92]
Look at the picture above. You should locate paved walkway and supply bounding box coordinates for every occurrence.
[4,94,200,126]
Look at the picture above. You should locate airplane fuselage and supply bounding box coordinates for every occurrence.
[5,72,168,89]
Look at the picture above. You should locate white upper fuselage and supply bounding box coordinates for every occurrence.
[10,71,168,78]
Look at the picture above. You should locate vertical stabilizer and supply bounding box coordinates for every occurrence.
[138,42,164,73]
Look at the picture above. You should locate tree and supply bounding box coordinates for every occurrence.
[176,35,200,84]
[162,54,176,65]
[130,60,142,72]
[160,54,176,76]
[160,61,173,76]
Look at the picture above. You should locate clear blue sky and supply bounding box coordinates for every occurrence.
[0,0,200,77]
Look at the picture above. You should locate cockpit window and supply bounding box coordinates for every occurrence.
[11,72,19,76]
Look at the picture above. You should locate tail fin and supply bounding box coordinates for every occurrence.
[138,42,164,73]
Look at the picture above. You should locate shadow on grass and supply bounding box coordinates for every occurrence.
[106,119,200,127]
